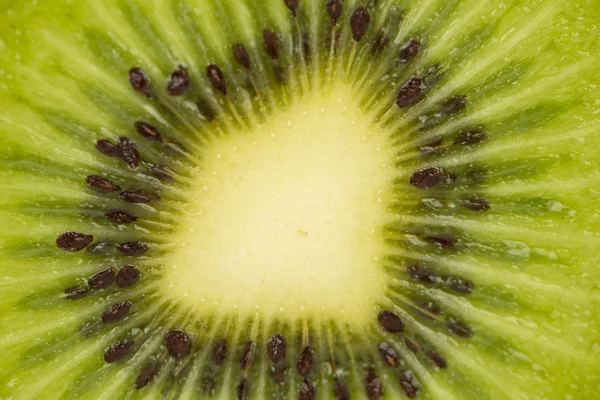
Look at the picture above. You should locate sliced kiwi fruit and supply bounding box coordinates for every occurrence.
[1,0,599,399]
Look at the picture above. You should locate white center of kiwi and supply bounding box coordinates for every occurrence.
[163,85,396,325]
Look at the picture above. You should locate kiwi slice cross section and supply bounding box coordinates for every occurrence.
[1,0,599,399]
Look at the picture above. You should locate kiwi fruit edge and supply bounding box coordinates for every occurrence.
[0,0,599,399]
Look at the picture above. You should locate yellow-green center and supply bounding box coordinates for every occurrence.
[164,85,396,326]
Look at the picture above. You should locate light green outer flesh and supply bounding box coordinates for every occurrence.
[0,0,599,399]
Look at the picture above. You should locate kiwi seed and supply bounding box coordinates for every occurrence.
[377,310,405,333]
[85,175,120,193]
[88,267,117,290]
[164,330,192,358]
[101,300,132,323]
[134,121,164,142]
[166,65,189,96]
[56,232,94,252]
[296,346,314,376]
[398,39,421,64]
[206,64,227,95]
[128,67,152,98]
[350,7,371,42]
[95,139,119,157]
[263,29,280,60]
[115,266,141,288]
[104,341,134,363]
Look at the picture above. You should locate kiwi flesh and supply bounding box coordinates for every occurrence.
[0,0,599,399]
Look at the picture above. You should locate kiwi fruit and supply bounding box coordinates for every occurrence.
[0,0,599,399]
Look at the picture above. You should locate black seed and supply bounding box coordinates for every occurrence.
[284,0,299,16]
[197,98,217,121]
[240,341,255,370]
[233,43,251,70]
[211,339,228,366]
[447,276,474,294]
[326,0,343,24]
[409,167,448,189]
[165,330,192,358]
[263,29,280,60]
[117,137,140,169]
[448,320,474,338]
[206,64,227,95]
[299,379,315,400]
[272,366,286,384]
[423,234,458,249]
[399,370,419,398]
[453,130,487,146]
[167,65,189,96]
[378,310,405,333]
[459,196,490,212]
[88,267,117,290]
[56,232,93,252]
[371,30,390,55]
[104,341,134,363]
[120,190,152,204]
[64,286,90,300]
[365,369,382,400]
[334,378,350,400]
[203,376,217,395]
[377,342,400,368]
[350,7,370,41]
[95,139,119,157]
[116,266,141,288]
[296,346,314,376]
[129,67,152,98]
[102,300,132,323]
[267,334,287,363]
[106,210,137,224]
[398,39,421,64]
[134,121,163,142]
[442,95,467,115]
[105,341,135,364]
[86,175,121,193]
[117,241,148,256]
[149,164,175,182]
[407,265,436,283]
[396,77,425,108]
[425,349,447,369]
[237,378,249,400]
[135,364,159,389]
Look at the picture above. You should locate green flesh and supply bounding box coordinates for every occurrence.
[1,0,600,399]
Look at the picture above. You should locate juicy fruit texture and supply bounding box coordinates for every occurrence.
[0,1,599,400]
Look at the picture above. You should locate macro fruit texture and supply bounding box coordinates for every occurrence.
[0,0,599,399]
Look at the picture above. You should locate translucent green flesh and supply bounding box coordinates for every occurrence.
[0,0,599,399]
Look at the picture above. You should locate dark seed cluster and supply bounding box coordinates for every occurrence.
[51,2,491,398]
